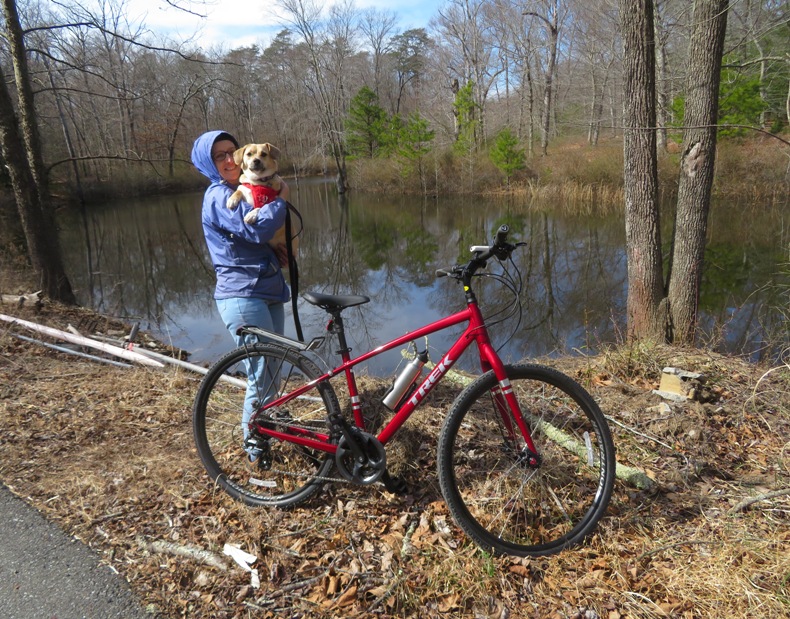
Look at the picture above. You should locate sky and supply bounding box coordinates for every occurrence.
[123,0,444,51]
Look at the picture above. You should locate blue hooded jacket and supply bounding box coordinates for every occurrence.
[191,130,289,303]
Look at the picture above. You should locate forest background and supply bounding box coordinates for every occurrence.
[0,0,788,341]
[0,0,787,205]
[0,3,789,616]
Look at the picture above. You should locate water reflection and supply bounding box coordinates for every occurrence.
[58,178,787,375]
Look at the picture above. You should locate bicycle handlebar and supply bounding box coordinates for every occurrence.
[475,224,511,259]
[435,224,520,281]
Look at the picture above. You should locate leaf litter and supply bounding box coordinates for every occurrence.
[0,303,788,618]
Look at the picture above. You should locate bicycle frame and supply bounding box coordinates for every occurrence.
[194,225,614,556]
[256,299,539,458]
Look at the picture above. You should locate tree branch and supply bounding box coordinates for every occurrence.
[46,154,188,174]
[728,487,790,514]
[23,21,240,66]
[722,55,789,69]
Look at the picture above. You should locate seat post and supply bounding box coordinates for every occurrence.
[329,310,352,359]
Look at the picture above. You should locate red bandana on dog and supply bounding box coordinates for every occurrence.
[242,183,279,208]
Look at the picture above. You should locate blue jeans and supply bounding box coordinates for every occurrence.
[216,298,285,454]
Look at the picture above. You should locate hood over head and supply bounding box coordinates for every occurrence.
[191,130,239,183]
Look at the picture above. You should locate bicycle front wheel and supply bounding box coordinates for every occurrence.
[193,342,340,508]
[437,364,615,557]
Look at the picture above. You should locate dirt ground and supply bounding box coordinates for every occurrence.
[0,301,788,619]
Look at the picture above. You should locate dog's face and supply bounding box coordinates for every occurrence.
[233,143,280,182]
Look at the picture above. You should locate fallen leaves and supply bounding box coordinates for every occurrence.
[1,327,789,618]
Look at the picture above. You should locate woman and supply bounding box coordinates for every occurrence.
[191,130,290,465]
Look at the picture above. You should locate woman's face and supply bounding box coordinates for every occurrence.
[211,139,241,184]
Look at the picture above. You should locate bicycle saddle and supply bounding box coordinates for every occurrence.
[302,291,370,312]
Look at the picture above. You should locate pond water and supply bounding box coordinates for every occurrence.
[58,178,788,376]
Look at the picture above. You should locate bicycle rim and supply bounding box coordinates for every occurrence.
[193,343,339,508]
[438,364,615,556]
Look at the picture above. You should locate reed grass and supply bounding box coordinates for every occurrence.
[349,133,789,213]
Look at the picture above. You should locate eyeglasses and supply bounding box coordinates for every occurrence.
[212,149,236,163]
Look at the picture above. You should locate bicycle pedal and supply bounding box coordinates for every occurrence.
[381,472,409,495]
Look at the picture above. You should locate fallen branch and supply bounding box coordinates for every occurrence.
[532,409,655,491]
[90,332,247,388]
[137,537,228,571]
[728,487,790,514]
[401,519,418,558]
[1,291,42,307]
[8,332,132,369]
[0,313,164,368]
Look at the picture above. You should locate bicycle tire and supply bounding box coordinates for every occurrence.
[437,364,615,557]
[193,342,340,508]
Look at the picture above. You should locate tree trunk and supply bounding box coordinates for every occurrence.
[619,0,665,342]
[654,7,669,151]
[666,0,729,344]
[526,4,559,157]
[0,0,76,304]
[2,0,46,191]
[541,15,558,156]
[587,71,597,145]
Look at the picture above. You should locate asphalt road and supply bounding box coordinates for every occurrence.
[0,483,153,619]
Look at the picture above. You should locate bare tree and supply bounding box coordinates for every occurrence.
[277,0,358,192]
[619,0,731,344]
[0,0,76,302]
[524,0,566,156]
[358,8,398,97]
[434,0,504,148]
[653,0,671,150]
[495,1,538,153]
[667,0,729,344]
[572,2,619,146]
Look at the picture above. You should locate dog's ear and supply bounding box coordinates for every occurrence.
[262,143,281,160]
[233,145,251,166]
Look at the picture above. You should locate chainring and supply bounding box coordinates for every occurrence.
[334,431,387,485]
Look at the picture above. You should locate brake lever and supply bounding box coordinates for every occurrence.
[493,242,517,260]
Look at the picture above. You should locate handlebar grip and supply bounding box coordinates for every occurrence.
[495,224,510,246]
[435,269,450,278]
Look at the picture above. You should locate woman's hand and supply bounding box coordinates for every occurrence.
[273,244,289,267]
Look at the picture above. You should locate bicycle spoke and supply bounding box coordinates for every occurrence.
[438,364,615,557]
[193,343,340,507]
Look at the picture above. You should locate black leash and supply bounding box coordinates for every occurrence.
[284,202,304,341]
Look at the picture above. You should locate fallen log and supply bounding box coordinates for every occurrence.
[137,537,228,571]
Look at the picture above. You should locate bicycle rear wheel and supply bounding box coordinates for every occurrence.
[437,364,615,556]
[193,342,340,508]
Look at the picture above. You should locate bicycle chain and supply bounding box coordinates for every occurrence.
[250,415,351,485]
[252,466,350,485]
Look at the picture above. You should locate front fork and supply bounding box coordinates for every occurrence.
[479,344,541,468]
[490,379,541,468]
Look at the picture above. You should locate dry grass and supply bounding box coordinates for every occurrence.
[714,135,790,203]
[350,134,790,215]
[0,303,789,619]
[506,181,624,215]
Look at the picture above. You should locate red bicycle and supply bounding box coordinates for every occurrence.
[193,226,615,557]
